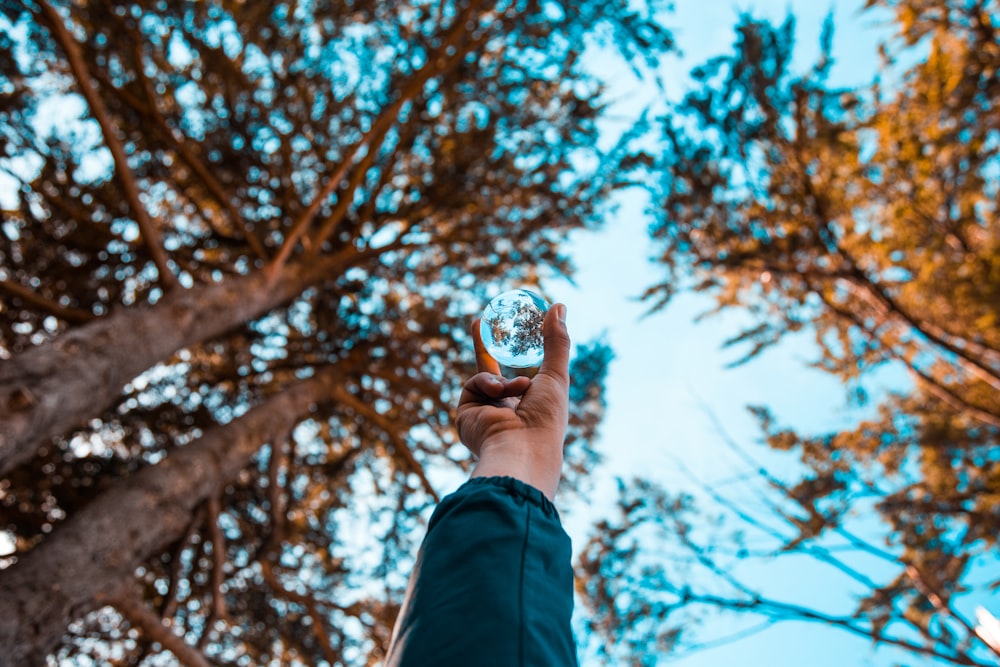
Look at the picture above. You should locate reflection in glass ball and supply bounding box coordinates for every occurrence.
[480,289,550,368]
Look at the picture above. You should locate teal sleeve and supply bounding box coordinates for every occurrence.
[386,476,578,667]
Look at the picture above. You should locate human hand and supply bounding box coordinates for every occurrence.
[456,303,570,499]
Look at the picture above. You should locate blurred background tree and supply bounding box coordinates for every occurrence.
[0,0,671,663]
[577,2,1000,665]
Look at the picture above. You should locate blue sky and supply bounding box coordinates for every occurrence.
[540,1,998,665]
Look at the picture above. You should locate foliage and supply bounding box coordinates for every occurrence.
[577,2,1000,665]
[576,478,687,667]
[563,336,614,494]
[0,0,673,663]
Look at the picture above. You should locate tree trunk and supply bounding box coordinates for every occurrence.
[0,256,343,477]
[0,369,339,666]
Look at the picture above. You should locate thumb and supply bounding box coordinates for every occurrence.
[537,303,570,385]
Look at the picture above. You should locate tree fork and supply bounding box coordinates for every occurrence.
[0,253,347,477]
[267,0,492,275]
[34,0,178,291]
[0,369,340,667]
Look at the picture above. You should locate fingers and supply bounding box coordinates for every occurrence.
[505,375,532,396]
[472,317,502,376]
[538,303,570,385]
[460,372,531,404]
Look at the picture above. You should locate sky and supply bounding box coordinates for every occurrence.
[538,1,997,666]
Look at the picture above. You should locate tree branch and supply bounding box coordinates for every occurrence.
[196,495,229,649]
[123,35,268,262]
[35,0,178,290]
[668,446,884,593]
[160,505,205,620]
[331,385,439,502]
[814,289,1000,428]
[259,560,343,665]
[667,620,774,661]
[677,588,994,667]
[305,76,433,260]
[113,592,213,667]
[793,147,1000,389]
[267,0,491,276]
[909,363,1000,429]
[263,438,289,556]
[0,279,94,324]
[906,564,1000,661]
[0,369,343,663]
[699,403,999,662]
[842,267,1000,391]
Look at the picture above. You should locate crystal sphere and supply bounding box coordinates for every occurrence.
[479,289,550,368]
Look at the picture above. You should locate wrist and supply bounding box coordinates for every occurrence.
[470,436,564,500]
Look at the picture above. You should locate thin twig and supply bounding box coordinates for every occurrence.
[699,402,998,660]
[668,449,883,592]
[304,82,431,260]
[666,620,775,661]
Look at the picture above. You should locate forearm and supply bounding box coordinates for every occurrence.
[470,438,564,500]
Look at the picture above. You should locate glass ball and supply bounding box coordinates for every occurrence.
[479,289,550,368]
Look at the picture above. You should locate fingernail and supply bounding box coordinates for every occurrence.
[556,304,567,323]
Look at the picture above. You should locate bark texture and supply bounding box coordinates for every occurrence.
[0,257,341,477]
[0,369,338,666]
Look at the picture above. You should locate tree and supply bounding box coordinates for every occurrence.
[0,0,672,663]
[578,2,1000,665]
